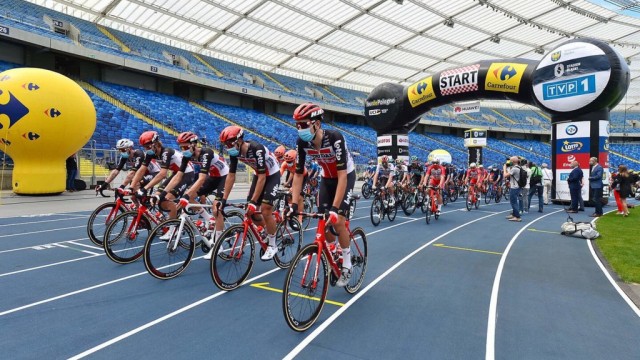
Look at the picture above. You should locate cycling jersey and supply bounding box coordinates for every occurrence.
[296,129,355,179]
[466,168,479,183]
[375,164,394,180]
[281,161,307,177]
[395,164,407,180]
[489,170,503,183]
[229,141,280,176]
[366,165,377,174]
[187,147,228,178]
[143,148,192,174]
[426,164,446,185]
[120,149,160,174]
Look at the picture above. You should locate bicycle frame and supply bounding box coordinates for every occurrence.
[224,206,268,261]
[167,203,216,251]
[105,191,136,224]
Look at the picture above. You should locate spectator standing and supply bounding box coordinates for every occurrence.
[520,162,531,214]
[528,162,544,213]
[542,163,553,204]
[566,160,583,213]
[618,165,638,217]
[66,153,78,192]
[588,157,604,217]
[610,170,624,215]
[504,156,522,222]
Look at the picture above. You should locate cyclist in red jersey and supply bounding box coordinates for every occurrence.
[288,102,356,287]
[465,163,480,205]
[478,164,488,193]
[176,131,229,259]
[274,145,286,166]
[219,125,281,260]
[281,149,307,225]
[421,158,446,214]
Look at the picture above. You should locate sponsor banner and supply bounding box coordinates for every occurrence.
[453,101,480,114]
[555,169,589,201]
[533,42,611,112]
[600,152,610,168]
[397,135,409,146]
[407,76,436,108]
[464,138,487,148]
[556,121,590,139]
[484,63,528,94]
[377,135,392,146]
[556,137,590,154]
[365,98,396,107]
[439,64,480,96]
[599,119,610,136]
[599,137,609,152]
[555,153,590,170]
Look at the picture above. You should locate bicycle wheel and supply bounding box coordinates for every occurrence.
[466,194,472,211]
[387,197,397,222]
[442,191,448,206]
[475,196,480,209]
[345,227,367,294]
[370,197,382,226]
[282,243,329,332]
[485,189,492,204]
[361,182,372,199]
[302,198,313,230]
[87,202,124,246]
[103,211,150,264]
[402,193,416,216]
[210,224,256,291]
[425,196,432,224]
[449,187,458,202]
[144,219,196,280]
[503,187,510,200]
[273,218,303,269]
[495,191,502,203]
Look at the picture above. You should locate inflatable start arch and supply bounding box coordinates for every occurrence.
[365,38,630,202]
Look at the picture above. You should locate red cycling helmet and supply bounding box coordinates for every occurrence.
[293,102,324,121]
[139,131,159,146]
[381,155,389,163]
[177,131,198,144]
[219,125,243,145]
[274,145,286,159]
[284,149,296,163]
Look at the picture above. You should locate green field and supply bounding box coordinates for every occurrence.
[596,208,640,283]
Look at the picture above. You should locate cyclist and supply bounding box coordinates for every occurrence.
[363,159,377,180]
[281,149,307,224]
[372,155,395,206]
[421,158,446,215]
[219,125,281,260]
[465,163,480,205]
[175,131,228,259]
[489,165,503,198]
[304,159,320,197]
[97,138,160,192]
[288,102,356,287]
[477,164,488,194]
[397,159,411,192]
[408,156,424,189]
[132,131,195,239]
[274,145,286,166]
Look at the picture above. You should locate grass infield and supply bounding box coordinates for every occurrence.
[595,208,640,284]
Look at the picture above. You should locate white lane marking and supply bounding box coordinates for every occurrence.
[0,225,85,238]
[485,209,564,360]
[588,211,640,318]
[68,241,103,251]
[66,267,282,360]
[0,237,90,254]
[0,254,100,278]
[0,216,87,227]
[283,209,513,360]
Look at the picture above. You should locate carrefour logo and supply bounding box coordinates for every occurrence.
[407,76,436,108]
[561,140,583,152]
[565,125,578,136]
[485,63,528,94]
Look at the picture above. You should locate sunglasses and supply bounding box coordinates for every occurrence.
[296,120,315,130]
[179,144,191,151]
[223,140,238,149]
[142,143,153,149]
[118,148,128,153]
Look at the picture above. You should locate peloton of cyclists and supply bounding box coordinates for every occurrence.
[420,157,446,215]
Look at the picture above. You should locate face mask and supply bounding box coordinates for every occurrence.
[146,149,155,156]
[120,152,129,159]
[286,162,294,167]
[298,128,314,142]
[182,150,192,158]
[227,147,239,157]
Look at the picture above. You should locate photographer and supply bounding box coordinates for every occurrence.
[504,156,522,222]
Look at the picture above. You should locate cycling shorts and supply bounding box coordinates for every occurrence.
[318,171,356,216]
[160,172,194,198]
[247,172,281,206]
[197,175,226,199]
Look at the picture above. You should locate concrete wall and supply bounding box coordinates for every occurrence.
[102,67,157,91]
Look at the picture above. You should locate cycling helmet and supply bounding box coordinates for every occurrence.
[116,138,134,150]
[293,102,324,121]
[410,155,418,162]
[219,125,243,145]
[381,155,389,164]
[432,158,440,164]
[478,164,484,168]
[274,145,286,159]
[284,149,296,163]
[396,158,403,165]
[139,131,159,146]
[177,131,198,144]
[469,162,477,168]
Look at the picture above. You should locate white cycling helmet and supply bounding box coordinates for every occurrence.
[469,162,477,168]
[116,138,134,150]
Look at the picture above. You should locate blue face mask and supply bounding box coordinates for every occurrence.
[182,150,192,158]
[146,149,155,156]
[298,128,314,142]
[120,152,129,159]
[227,147,239,157]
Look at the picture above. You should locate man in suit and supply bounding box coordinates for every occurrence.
[566,160,583,213]
[588,157,604,217]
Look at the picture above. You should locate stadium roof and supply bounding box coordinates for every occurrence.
[24,0,640,111]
